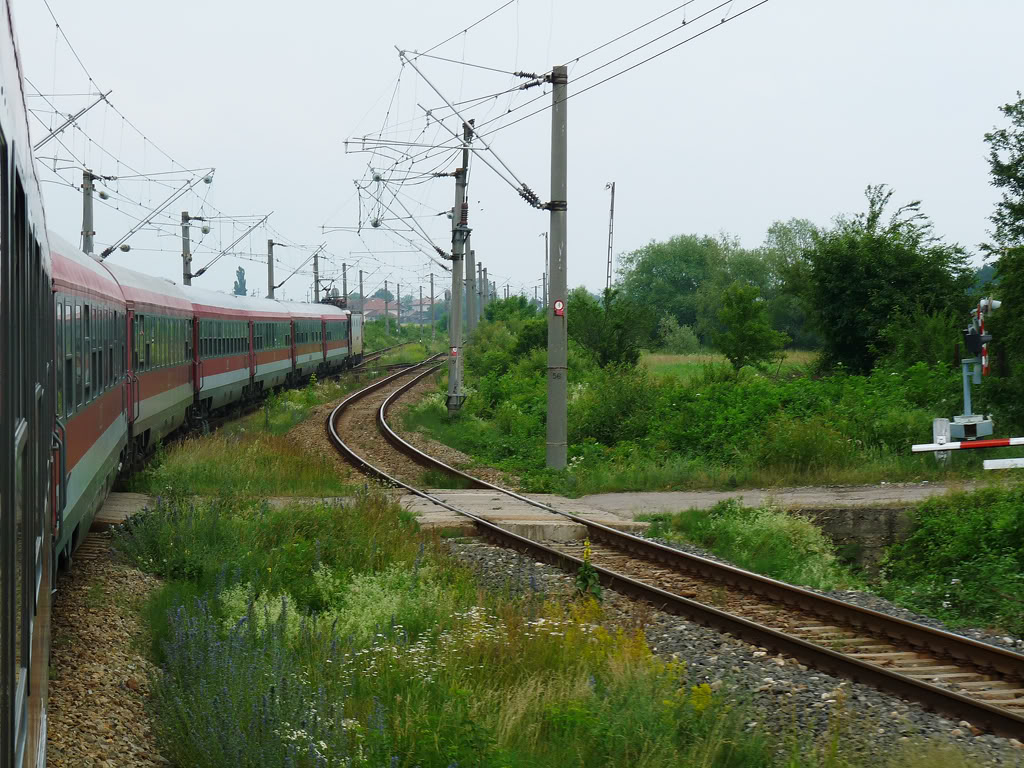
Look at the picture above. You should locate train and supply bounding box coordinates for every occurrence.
[0,4,364,764]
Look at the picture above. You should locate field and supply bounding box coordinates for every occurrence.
[641,349,818,380]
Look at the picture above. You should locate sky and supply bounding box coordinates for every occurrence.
[11,0,1023,304]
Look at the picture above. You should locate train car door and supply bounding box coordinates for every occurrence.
[247,319,256,380]
[321,318,327,362]
[289,319,297,370]
[125,305,139,427]
[192,315,202,393]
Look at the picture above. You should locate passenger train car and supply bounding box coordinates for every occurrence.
[1,5,363,763]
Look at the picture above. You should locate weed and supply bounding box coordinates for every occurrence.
[644,499,861,591]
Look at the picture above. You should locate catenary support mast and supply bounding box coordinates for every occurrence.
[546,65,568,469]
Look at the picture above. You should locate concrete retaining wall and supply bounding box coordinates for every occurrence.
[791,507,915,572]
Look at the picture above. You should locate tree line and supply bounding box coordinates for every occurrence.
[569,92,1024,394]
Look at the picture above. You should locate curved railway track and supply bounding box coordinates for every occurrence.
[328,363,1024,738]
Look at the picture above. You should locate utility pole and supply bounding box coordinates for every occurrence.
[397,282,401,330]
[542,271,547,308]
[605,181,616,291]
[181,211,193,286]
[466,245,477,334]
[342,263,348,303]
[359,269,364,315]
[476,262,483,323]
[482,267,488,316]
[82,169,95,254]
[447,120,472,414]
[430,273,435,341]
[542,231,549,307]
[313,249,320,303]
[419,285,423,336]
[534,285,538,304]
[267,239,276,298]
[385,279,390,334]
[546,64,568,470]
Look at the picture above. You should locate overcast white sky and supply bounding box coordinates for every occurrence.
[12,0,1023,302]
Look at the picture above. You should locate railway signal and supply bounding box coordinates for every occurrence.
[912,297,1024,470]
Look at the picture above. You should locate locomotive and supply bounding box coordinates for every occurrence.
[0,4,363,764]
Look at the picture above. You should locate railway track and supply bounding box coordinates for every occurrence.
[328,363,1024,739]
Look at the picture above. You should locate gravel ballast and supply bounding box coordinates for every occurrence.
[445,537,1024,766]
[643,534,1024,655]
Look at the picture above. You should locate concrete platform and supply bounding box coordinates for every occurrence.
[92,493,152,529]
[402,490,648,542]
[92,490,649,543]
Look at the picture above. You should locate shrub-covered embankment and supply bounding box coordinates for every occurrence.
[403,305,1002,495]
[118,493,796,767]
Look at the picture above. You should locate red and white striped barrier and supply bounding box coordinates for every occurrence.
[912,437,1024,453]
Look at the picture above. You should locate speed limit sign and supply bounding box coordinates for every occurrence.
[553,299,565,317]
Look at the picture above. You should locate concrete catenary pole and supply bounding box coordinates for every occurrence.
[466,245,477,334]
[342,263,348,303]
[267,239,276,299]
[419,285,423,336]
[82,169,95,254]
[542,231,549,307]
[359,269,364,315]
[313,249,320,303]
[430,273,435,341]
[482,267,488,316]
[181,211,192,286]
[397,282,401,330]
[447,121,472,414]
[385,279,390,334]
[605,181,616,291]
[476,262,483,323]
[546,64,568,470]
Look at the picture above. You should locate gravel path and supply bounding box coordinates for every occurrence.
[387,371,520,488]
[47,532,166,767]
[335,367,441,484]
[446,538,1024,766]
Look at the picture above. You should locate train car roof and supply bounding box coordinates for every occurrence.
[185,284,292,318]
[276,300,350,320]
[101,258,193,313]
[49,231,125,302]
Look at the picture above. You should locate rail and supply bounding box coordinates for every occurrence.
[328,365,1024,738]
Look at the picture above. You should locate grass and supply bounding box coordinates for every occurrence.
[115,491,978,768]
[641,348,818,380]
[125,432,352,498]
[642,499,862,590]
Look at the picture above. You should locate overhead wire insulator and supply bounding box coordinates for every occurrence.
[518,184,543,209]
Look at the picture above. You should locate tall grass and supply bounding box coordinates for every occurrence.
[641,349,817,380]
[118,492,990,767]
[643,499,861,590]
[125,432,352,498]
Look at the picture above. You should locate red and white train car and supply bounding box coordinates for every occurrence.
[104,262,194,454]
[49,233,129,561]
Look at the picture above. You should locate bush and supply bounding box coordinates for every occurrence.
[876,309,960,370]
[645,499,859,590]
[657,314,701,354]
[880,485,1024,635]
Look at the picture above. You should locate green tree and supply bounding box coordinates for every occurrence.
[979,93,1024,429]
[567,287,651,367]
[617,235,726,338]
[372,287,394,302]
[233,266,247,296]
[712,281,789,371]
[761,218,820,348]
[801,185,973,373]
